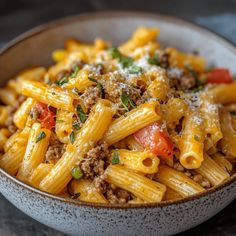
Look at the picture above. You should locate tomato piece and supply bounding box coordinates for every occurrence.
[35,102,55,130]
[134,122,174,159]
[206,68,232,84]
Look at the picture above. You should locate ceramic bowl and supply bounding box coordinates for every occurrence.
[0,11,236,236]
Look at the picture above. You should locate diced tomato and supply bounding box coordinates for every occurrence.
[35,102,56,130]
[206,68,232,84]
[134,122,174,159]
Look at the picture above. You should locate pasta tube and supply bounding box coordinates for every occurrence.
[212,153,233,173]
[29,163,54,187]
[179,111,204,169]
[155,166,204,197]
[105,164,166,202]
[219,109,236,157]
[114,149,160,174]
[39,100,114,195]
[13,98,36,129]
[0,127,30,175]
[20,80,74,111]
[70,179,108,203]
[209,83,236,104]
[55,110,74,143]
[17,123,51,181]
[103,101,161,145]
[195,154,230,186]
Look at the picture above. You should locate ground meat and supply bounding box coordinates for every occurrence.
[45,133,66,164]
[167,67,197,91]
[80,142,109,179]
[179,75,196,90]
[159,52,170,69]
[106,185,132,204]
[81,86,101,110]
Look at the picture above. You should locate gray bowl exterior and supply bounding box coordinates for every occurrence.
[0,12,236,236]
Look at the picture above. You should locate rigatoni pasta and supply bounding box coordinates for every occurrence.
[0,27,235,204]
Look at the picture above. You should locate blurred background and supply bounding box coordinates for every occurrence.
[0,0,236,235]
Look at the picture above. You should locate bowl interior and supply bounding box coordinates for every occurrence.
[0,12,236,87]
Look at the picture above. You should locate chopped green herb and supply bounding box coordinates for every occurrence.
[119,56,134,68]
[71,167,83,179]
[147,53,159,65]
[77,105,87,123]
[192,85,204,93]
[88,77,98,83]
[185,65,198,79]
[194,135,200,142]
[111,151,120,165]
[74,192,81,197]
[121,92,136,111]
[35,131,46,143]
[129,66,142,74]
[56,76,68,86]
[73,123,81,130]
[69,131,75,144]
[70,65,80,78]
[56,119,64,123]
[230,111,236,116]
[108,47,122,59]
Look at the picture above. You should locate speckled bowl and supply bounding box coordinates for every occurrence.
[0,11,236,236]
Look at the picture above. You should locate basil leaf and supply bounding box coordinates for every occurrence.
[119,56,134,68]
[108,47,122,59]
[77,105,87,123]
[35,131,46,143]
[69,131,75,144]
[56,76,68,86]
[121,92,136,111]
[71,167,83,179]
[111,151,120,165]
[70,65,80,78]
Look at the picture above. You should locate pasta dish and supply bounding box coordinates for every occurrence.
[0,27,235,204]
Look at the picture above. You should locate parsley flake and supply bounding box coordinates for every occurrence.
[129,65,142,74]
[111,151,120,165]
[77,105,87,123]
[69,131,75,144]
[70,65,80,78]
[35,131,46,143]
[119,56,134,68]
[108,47,122,59]
[147,53,159,65]
[194,135,200,142]
[73,123,80,130]
[121,92,136,111]
[56,76,68,86]
[71,167,83,180]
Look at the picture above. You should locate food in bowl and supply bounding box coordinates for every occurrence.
[0,27,235,204]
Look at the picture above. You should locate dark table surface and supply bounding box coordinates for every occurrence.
[0,0,236,235]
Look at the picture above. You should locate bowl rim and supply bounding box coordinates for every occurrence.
[0,10,236,209]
